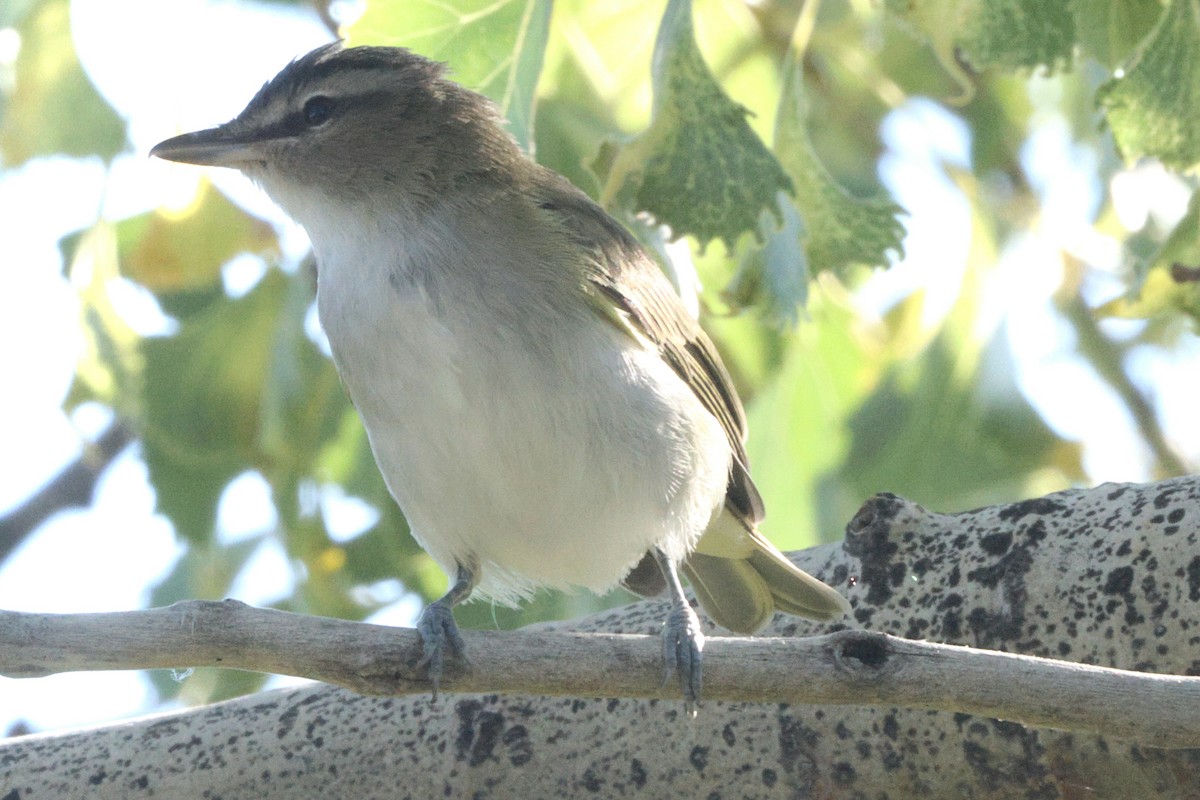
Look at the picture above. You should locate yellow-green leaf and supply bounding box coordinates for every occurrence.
[66,221,141,411]
[118,178,278,294]
[141,270,290,542]
[0,0,126,165]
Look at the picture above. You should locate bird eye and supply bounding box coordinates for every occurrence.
[303,96,334,126]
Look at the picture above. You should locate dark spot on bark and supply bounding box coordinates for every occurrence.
[832,762,857,785]
[998,497,1065,522]
[630,758,647,788]
[843,500,903,605]
[503,724,532,766]
[980,532,1012,555]
[777,715,820,786]
[882,713,899,740]
[1103,566,1134,595]
[277,703,299,739]
[454,701,507,768]
[1188,557,1200,602]
[167,735,202,753]
[689,745,709,771]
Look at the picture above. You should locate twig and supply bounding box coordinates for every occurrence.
[0,422,134,562]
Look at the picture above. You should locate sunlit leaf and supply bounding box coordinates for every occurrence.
[64,222,141,411]
[959,0,1076,72]
[741,293,867,550]
[597,0,791,249]
[118,178,277,295]
[840,329,1082,513]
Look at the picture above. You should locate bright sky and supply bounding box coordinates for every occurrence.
[1,0,1196,737]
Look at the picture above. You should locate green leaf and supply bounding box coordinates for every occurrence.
[1099,0,1200,170]
[774,58,905,280]
[256,267,347,480]
[597,0,792,250]
[140,271,293,543]
[344,0,551,150]
[959,0,1076,72]
[741,296,866,550]
[1072,0,1163,68]
[884,0,1075,97]
[839,330,1081,513]
[0,0,126,165]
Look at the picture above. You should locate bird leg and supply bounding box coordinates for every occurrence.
[415,561,477,698]
[654,548,705,716]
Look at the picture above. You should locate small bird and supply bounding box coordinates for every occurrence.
[152,42,849,711]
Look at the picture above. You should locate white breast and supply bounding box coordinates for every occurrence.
[300,198,731,604]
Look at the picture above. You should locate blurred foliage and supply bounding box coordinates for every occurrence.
[2,0,1198,708]
[0,0,125,165]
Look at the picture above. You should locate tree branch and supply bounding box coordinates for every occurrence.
[3,477,1200,798]
[0,421,134,563]
[2,599,1199,748]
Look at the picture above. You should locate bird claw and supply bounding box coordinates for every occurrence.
[661,602,705,716]
[416,601,468,699]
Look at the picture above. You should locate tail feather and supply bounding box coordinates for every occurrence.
[746,546,851,621]
[685,516,850,633]
[682,554,773,634]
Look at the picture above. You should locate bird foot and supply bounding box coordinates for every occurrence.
[416,601,468,699]
[661,602,705,716]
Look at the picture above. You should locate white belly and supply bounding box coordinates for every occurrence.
[316,249,730,604]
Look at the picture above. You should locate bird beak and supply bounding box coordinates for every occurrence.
[151,124,264,168]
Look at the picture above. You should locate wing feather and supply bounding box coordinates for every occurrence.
[532,170,764,523]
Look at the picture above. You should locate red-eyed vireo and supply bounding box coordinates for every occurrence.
[152,42,849,712]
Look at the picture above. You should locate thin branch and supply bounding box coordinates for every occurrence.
[0,421,135,562]
[1056,273,1189,476]
[2,600,1197,749]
